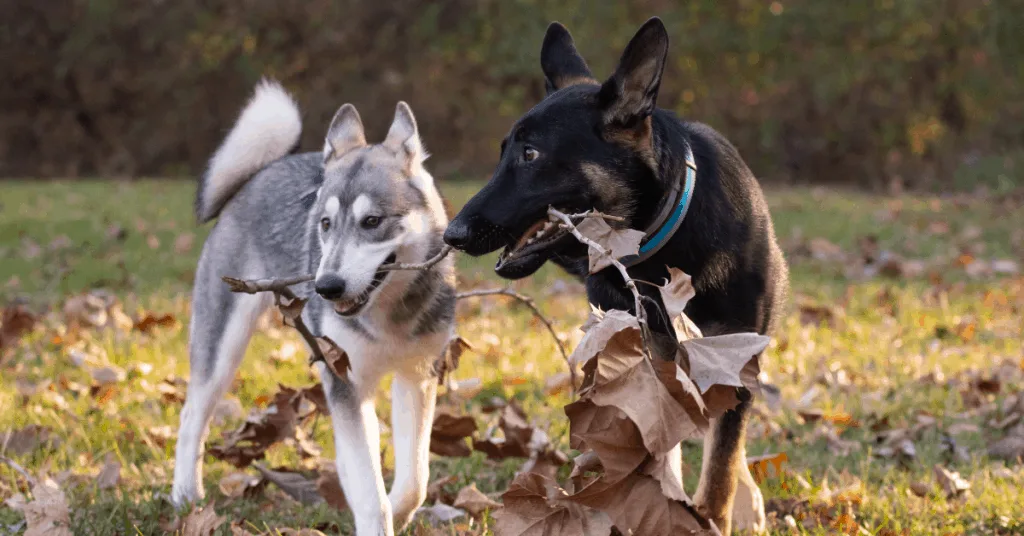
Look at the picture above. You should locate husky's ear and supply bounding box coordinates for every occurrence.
[598,17,669,127]
[323,104,366,161]
[540,22,596,95]
[383,101,426,163]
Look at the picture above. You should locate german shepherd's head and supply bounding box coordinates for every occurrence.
[444,18,671,279]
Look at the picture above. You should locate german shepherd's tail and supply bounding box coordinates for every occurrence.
[195,79,302,223]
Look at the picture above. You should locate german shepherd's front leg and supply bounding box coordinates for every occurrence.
[694,388,754,535]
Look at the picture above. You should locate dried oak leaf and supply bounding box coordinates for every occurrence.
[315,465,348,510]
[453,482,502,517]
[585,329,703,453]
[180,505,227,536]
[1,425,59,455]
[679,333,767,418]
[987,435,1024,461]
[435,336,472,385]
[253,464,324,505]
[208,385,303,467]
[413,503,468,527]
[9,478,73,536]
[473,402,540,460]
[95,456,121,490]
[316,336,351,378]
[493,472,612,536]
[747,452,788,484]
[658,267,696,319]
[565,473,719,536]
[564,401,647,484]
[0,305,37,351]
[569,309,639,369]
[430,412,477,457]
[575,217,645,274]
[218,472,263,499]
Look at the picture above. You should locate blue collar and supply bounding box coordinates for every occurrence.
[619,143,696,267]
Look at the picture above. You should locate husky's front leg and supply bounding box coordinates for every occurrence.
[387,365,437,529]
[317,363,392,536]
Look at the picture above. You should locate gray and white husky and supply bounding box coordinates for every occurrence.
[171,80,455,535]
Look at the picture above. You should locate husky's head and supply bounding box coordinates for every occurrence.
[313,102,444,316]
[444,18,669,279]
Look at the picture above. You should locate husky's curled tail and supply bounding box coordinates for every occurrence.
[194,80,302,223]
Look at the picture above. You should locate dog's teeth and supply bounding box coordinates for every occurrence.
[526,238,535,245]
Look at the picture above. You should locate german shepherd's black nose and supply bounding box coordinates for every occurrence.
[444,212,509,256]
[315,275,346,300]
[442,218,472,250]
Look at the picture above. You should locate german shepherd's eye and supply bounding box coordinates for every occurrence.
[361,215,382,229]
[523,147,539,162]
[320,218,331,233]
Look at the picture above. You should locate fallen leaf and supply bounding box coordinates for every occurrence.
[658,267,695,318]
[544,372,574,396]
[987,436,1024,461]
[575,217,645,274]
[413,503,467,527]
[315,465,348,510]
[218,472,263,499]
[747,453,788,484]
[430,412,477,457]
[174,232,195,254]
[180,506,226,536]
[909,481,930,497]
[494,472,613,536]
[10,478,73,536]
[453,482,502,517]
[1,425,59,455]
[253,464,323,505]
[208,385,306,467]
[933,464,971,497]
[565,472,718,535]
[568,309,639,368]
[436,336,472,384]
[90,365,127,386]
[0,305,37,351]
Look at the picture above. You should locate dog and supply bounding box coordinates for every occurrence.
[171,80,455,536]
[443,18,789,534]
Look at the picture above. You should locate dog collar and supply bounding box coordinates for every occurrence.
[619,143,696,267]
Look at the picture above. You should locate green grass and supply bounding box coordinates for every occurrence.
[1,179,1023,535]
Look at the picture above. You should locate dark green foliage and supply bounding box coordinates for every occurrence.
[2,0,1021,186]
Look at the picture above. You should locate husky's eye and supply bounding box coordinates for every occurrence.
[523,147,539,162]
[320,218,331,233]
[361,215,382,229]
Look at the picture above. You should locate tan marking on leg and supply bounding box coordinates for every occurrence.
[694,414,747,535]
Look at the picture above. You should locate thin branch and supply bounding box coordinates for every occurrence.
[378,244,453,272]
[223,274,314,294]
[0,455,36,486]
[548,207,660,360]
[561,211,626,224]
[222,246,453,295]
[456,287,576,392]
[273,288,326,366]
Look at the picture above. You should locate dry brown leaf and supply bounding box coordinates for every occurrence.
[564,401,647,484]
[133,312,177,333]
[494,472,613,536]
[659,267,696,319]
[218,472,263,499]
[909,481,931,497]
[453,482,502,517]
[10,478,73,536]
[315,465,348,510]
[1,425,59,455]
[987,436,1024,461]
[569,309,639,368]
[566,473,719,535]
[436,336,472,384]
[208,385,307,467]
[575,217,645,274]
[253,464,324,505]
[174,232,195,254]
[90,365,127,386]
[933,464,971,497]
[747,452,788,484]
[316,336,351,378]
[180,506,227,536]
[679,333,769,393]
[430,412,477,457]
[0,305,37,352]
[413,503,468,527]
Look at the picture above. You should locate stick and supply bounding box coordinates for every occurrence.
[273,288,326,366]
[0,456,36,486]
[456,287,576,391]
[548,207,659,359]
[223,245,454,294]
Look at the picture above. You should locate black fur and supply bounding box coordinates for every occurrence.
[444,17,788,533]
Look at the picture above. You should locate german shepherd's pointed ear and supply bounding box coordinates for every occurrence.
[540,22,597,95]
[323,103,366,161]
[598,17,669,127]
[383,101,427,164]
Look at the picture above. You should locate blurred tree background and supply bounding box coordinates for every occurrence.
[2,0,1022,189]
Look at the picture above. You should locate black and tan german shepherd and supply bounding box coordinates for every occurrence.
[443,17,788,534]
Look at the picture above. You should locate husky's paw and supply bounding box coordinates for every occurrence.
[169,483,204,510]
[731,471,767,534]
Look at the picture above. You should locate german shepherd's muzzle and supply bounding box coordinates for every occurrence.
[445,17,789,534]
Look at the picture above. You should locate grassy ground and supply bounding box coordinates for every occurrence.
[1,179,1023,535]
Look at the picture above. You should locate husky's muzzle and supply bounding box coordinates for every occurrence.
[315,253,397,316]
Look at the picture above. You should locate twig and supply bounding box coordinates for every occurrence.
[548,207,658,360]
[0,455,36,486]
[222,246,453,294]
[456,287,576,392]
[561,211,626,224]
[378,245,453,272]
[273,288,326,366]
